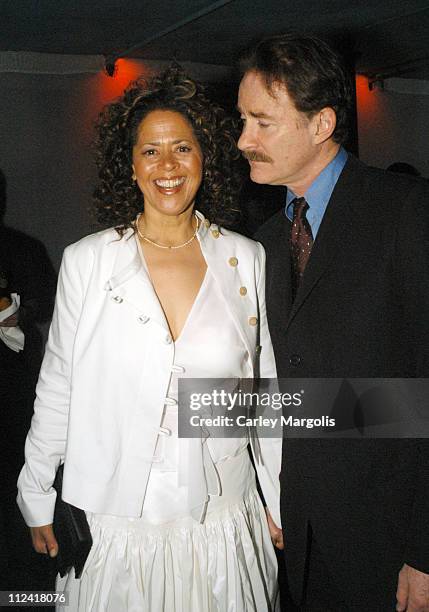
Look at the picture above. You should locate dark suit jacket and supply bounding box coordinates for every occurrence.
[255,155,429,604]
[0,225,56,491]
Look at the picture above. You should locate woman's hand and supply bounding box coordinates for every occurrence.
[30,524,58,557]
[265,508,284,550]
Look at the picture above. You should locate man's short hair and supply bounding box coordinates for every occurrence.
[239,33,354,144]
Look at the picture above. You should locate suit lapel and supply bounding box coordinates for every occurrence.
[198,220,256,362]
[257,210,294,336]
[106,216,259,355]
[285,156,364,330]
[105,229,170,333]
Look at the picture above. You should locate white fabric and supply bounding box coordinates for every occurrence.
[58,460,278,612]
[0,292,25,351]
[17,213,281,528]
[57,267,278,611]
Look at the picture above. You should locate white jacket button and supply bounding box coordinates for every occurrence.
[239,286,247,296]
[165,334,173,344]
[228,257,238,267]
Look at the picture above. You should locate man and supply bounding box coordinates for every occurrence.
[237,34,429,611]
[0,168,56,592]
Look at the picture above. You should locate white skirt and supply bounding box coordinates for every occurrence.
[57,454,278,612]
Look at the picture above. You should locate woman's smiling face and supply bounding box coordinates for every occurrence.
[132,109,203,217]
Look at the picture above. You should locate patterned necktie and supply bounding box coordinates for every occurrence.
[290,197,313,296]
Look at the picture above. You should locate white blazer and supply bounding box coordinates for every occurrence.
[17,211,282,527]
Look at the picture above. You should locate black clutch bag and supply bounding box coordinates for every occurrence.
[52,464,92,578]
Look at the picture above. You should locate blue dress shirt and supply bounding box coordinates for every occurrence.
[286,147,348,239]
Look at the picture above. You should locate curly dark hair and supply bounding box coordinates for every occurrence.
[239,33,354,145]
[93,66,242,233]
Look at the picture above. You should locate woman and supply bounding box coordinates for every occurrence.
[17,67,281,611]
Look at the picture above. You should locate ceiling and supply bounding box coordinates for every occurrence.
[1,0,429,80]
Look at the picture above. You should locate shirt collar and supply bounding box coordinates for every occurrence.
[285,147,348,228]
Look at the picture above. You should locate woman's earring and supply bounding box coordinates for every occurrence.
[132,173,137,181]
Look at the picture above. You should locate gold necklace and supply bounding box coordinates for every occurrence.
[136,213,199,250]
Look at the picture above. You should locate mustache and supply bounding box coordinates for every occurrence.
[242,150,273,163]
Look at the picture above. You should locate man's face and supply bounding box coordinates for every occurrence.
[237,71,320,191]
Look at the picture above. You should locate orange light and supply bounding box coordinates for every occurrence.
[113,59,152,85]
[355,73,392,144]
[93,59,153,103]
[355,75,374,117]
[85,59,154,116]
